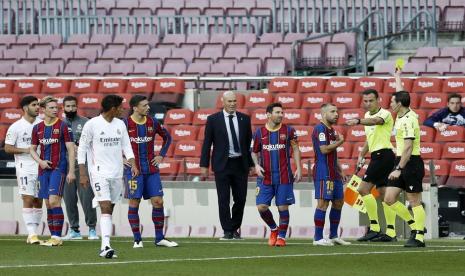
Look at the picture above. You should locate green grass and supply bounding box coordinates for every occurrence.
[0,236,464,275]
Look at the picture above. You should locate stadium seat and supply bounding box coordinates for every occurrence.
[126,78,156,97]
[275,93,302,108]
[215,93,245,109]
[415,109,428,124]
[412,78,443,94]
[197,125,206,141]
[420,93,448,109]
[435,126,465,142]
[170,125,199,141]
[153,78,185,105]
[155,141,175,157]
[340,109,364,122]
[268,77,298,94]
[420,126,436,142]
[190,225,216,238]
[442,143,465,159]
[0,94,19,109]
[0,220,18,235]
[445,160,465,188]
[158,158,180,179]
[174,140,202,157]
[164,225,192,238]
[296,78,326,94]
[301,93,331,109]
[70,79,99,94]
[164,109,193,125]
[181,157,202,178]
[338,159,357,175]
[325,77,354,94]
[244,92,273,109]
[0,108,23,124]
[354,77,385,93]
[13,79,42,94]
[41,79,71,94]
[98,79,127,94]
[283,109,308,125]
[383,78,413,94]
[308,109,322,125]
[442,77,465,94]
[251,109,267,125]
[424,159,450,177]
[372,93,392,109]
[0,80,15,94]
[300,159,313,180]
[420,142,442,160]
[332,93,361,109]
[293,125,313,142]
[192,108,216,125]
[298,142,315,159]
[351,142,371,159]
[336,143,353,159]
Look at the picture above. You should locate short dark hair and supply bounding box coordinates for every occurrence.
[19,95,38,108]
[101,94,124,112]
[392,91,410,107]
[266,102,283,114]
[448,93,462,102]
[63,95,78,105]
[129,95,147,108]
[362,89,379,99]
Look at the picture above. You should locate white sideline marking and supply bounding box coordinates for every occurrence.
[0,248,464,269]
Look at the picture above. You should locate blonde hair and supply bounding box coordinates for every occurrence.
[39,96,58,108]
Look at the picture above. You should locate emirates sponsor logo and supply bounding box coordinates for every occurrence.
[263,144,286,151]
[75,82,90,89]
[306,97,323,104]
[421,147,433,153]
[5,112,20,119]
[169,113,186,120]
[360,81,375,88]
[336,97,353,104]
[295,130,308,136]
[131,82,147,88]
[130,136,153,143]
[179,144,196,151]
[103,82,119,89]
[82,97,98,104]
[447,81,464,88]
[186,161,199,169]
[330,81,346,88]
[273,81,288,88]
[352,130,365,137]
[284,113,300,120]
[158,162,171,169]
[301,81,317,88]
[46,82,62,89]
[0,97,13,104]
[160,82,175,88]
[440,130,458,137]
[343,113,359,120]
[196,113,210,121]
[250,97,265,103]
[174,130,191,136]
[448,147,465,154]
[39,138,59,145]
[418,81,433,88]
[277,96,294,103]
[455,165,465,172]
[426,96,441,104]
[255,113,267,120]
[299,145,313,152]
[18,82,33,89]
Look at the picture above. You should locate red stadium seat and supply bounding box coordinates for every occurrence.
[420,142,442,159]
[340,108,364,121]
[449,160,465,176]
[283,109,308,125]
[325,77,355,93]
[0,80,14,94]
[197,125,206,141]
[77,94,103,116]
[70,79,99,94]
[183,157,202,176]
[301,93,331,108]
[126,78,156,97]
[244,92,273,109]
[354,77,384,93]
[373,93,391,109]
[336,143,352,159]
[442,143,465,159]
[442,78,465,94]
[383,78,413,94]
[0,94,19,109]
[435,126,465,142]
[332,93,361,108]
[415,109,428,124]
[155,141,174,157]
[98,79,127,94]
[174,140,202,157]
[251,109,267,125]
[338,159,357,175]
[0,108,22,124]
[308,109,322,125]
[420,93,448,109]
[298,142,315,158]
[296,78,326,94]
[41,79,71,94]
[300,159,313,179]
[268,77,298,93]
[215,93,245,109]
[333,125,347,138]
[170,125,199,141]
[423,159,450,177]
[158,158,180,177]
[153,78,185,104]
[192,108,216,125]
[275,93,302,108]
[351,142,371,158]
[420,126,436,142]
[13,79,42,94]
[293,125,313,142]
[0,125,8,144]
[412,77,442,94]
[164,109,193,125]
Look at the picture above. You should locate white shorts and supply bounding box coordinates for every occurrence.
[89,175,123,208]
[16,173,39,197]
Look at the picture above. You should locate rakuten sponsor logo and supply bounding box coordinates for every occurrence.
[336,97,353,104]
[255,113,267,120]
[250,97,265,103]
[0,83,5,89]
[39,138,59,145]
[418,81,433,88]
[295,130,308,136]
[273,81,288,88]
[158,163,171,169]
[455,165,465,172]
[301,82,317,88]
[0,97,13,104]
[448,147,465,154]
[169,113,186,120]
[75,82,90,89]
[263,144,286,151]
[130,82,147,89]
[312,113,322,120]
[186,162,199,169]
[299,145,313,152]
[46,82,62,89]
[174,130,191,137]
[343,113,359,120]
[306,97,323,104]
[277,97,294,104]
[425,96,441,104]
[360,81,375,88]
[160,82,176,89]
[5,112,20,119]
[179,144,196,151]
[440,130,458,137]
[330,81,346,88]
[196,113,210,121]
[285,113,300,120]
[446,81,464,88]
[351,130,365,137]
[130,136,153,143]
[421,147,433,154]
[103,82,119,89]
[18,82,33,89]
[82,97,98,104]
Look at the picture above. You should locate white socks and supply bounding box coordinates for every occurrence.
[33,208,43,230]
[22,208,36,236]
[101,214,112,250]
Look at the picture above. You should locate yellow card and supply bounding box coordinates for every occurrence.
[395,58,405,71]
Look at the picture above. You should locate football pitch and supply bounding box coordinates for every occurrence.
[0,237,464,276]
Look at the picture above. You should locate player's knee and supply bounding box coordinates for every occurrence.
[358,184,371,196]
[129,199,141,208]
[316,200,329,210]
[151,197,163,208]
[48,198,61,208]
[22,195,34,207]
[332,200,344,209]
[383,195,396,205]
[407,196,422,207]
[257,205,269,213]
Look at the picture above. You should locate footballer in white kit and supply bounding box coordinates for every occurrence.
[78,94,138,259]
[4,96,43,244]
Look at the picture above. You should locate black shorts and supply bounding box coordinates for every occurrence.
[362,149,396,187]
[388,156,425,193]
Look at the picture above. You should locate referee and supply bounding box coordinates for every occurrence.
[384,70,425,248]
[345,89,397,242]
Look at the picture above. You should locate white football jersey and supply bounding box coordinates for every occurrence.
[77,115,134,178]
[5,117,42,175]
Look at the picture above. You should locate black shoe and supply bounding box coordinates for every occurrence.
[357,230,381,242]
[233,231,243,240]
[404,238,426,248]
[371,233,398,242]
[220,232,233,240]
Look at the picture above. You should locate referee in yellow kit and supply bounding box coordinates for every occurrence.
[384,69,426,247]
[346,89,398,242]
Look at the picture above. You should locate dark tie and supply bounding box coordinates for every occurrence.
[228,114,240,153]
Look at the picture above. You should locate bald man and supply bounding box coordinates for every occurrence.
[200,91,254,240]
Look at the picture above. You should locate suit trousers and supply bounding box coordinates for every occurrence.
[214,157,248,234]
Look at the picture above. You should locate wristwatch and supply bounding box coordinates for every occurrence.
[395,165,403,171]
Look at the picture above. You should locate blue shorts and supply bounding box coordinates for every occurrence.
[256,174,295,206]
[125,172,163,200]
[38,170,66,199]
[314,179,344,200]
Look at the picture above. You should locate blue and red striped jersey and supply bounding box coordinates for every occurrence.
[31,118,73,175]
[312,123,341,181]
[124,116,172,174]
[252,124,297,185]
